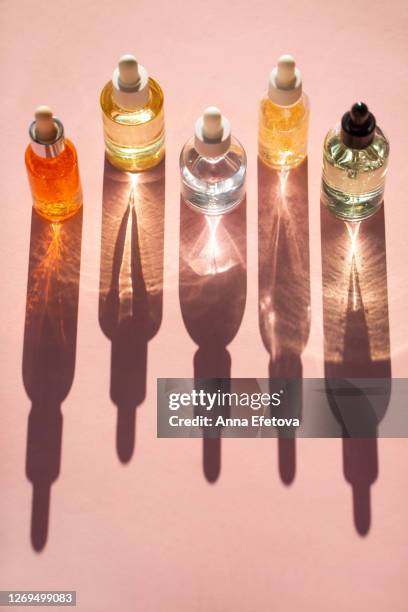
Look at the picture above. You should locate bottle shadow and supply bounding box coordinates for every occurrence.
[99,157,165,463]
[258,158,311,484]
[321,203,391,535]
[23,209,83,551]
[179,199,247,482]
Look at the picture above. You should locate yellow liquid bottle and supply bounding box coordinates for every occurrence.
[259,55,309,169]
[101,54,165,172]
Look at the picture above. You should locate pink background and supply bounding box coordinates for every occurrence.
[1,0,408,610]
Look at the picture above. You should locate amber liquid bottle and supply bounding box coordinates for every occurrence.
[259,55,309,169]
[100,54,165,172]
[25,106,83,222]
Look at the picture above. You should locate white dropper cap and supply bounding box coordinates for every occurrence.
[34,105,58,142]
[268,54,302,106]
[112,54,150,110]
[194,107,231,157]
[29,105,65,157]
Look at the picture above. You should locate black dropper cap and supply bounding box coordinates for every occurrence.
[341,102,376,149]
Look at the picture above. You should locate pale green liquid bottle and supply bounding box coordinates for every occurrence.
[322,102,389,221]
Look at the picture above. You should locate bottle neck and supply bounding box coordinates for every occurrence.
[341,109,376,149]
[29,118,65,158]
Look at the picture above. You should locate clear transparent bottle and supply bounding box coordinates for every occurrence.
[322,102,389,221]
[258,55,309,169]
[180,107,246,215]
[100,54,165,172]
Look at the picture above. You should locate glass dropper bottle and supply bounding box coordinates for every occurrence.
[25,106,83,222]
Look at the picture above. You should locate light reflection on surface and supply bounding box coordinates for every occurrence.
[258,158,310,363]
[346,220,361,257]
[99,157,165,336]
[25,223,62,318]
[323,206,390,367]
[183,212,245,279]
[129,172,139,190]
[117,189,134,322]
[25,216,82,328]
[321,202,391,536]
[99,156,165,463]
[179,197,247,348]
[179,196,247,482]
[23,209,82,552]
[258,157,310,486]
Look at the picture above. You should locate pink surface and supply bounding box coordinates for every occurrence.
[1,0,408,610]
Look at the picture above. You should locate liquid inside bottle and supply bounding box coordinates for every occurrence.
[258,55,309,169]
[100,55,165,172]
[321,103,389,221]
[180,107,246,215]
[25,107,82,223]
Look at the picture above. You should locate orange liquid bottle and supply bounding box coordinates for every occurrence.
[25,106,83,222]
